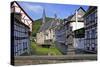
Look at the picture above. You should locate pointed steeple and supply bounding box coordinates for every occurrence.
[54,13,57,20]
[42,8,46,24]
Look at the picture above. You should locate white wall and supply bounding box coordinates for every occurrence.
[70,22,84,31]
[36,32,45,44]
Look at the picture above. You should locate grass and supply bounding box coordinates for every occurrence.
[31,42,62,55]
[31,17,63,55]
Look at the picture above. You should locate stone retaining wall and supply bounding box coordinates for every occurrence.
[14,54,97,66]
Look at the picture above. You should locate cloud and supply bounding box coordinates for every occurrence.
[21,3,43,14]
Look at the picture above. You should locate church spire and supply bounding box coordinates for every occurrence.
[42,8,46,24]
[54,13,57,20]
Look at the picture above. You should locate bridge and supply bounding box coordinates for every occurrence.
[14,54,97,66]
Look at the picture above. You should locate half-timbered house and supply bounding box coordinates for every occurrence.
[11,1,33,56]
[83,6,97,53]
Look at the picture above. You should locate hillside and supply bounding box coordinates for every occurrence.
[32,17,53,37]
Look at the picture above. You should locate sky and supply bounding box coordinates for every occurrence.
[17,1,89,20]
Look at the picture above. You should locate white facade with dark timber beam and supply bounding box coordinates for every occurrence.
[64,7,86,54]
[84,6,97,53]
[11,1,33,56]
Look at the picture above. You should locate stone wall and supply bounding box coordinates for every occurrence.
[13,54,97,66]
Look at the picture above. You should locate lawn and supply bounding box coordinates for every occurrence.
[31,42,62,55]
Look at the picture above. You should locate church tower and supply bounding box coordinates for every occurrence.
[42,8,46,24]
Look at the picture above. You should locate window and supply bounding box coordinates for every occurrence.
[86,16,89,25]
[92,13,95,20]
[14,45,18,56]
[15,43,19,55]
[87,46,89,50]
[91,43,95,51]
[95,11,97,18]
[90,45,92,50]
[91,29,95,38]
[18,44,22,55]
[23,42,25,51]
[86,40,90,45]
[25,30,27,34]
[90,14,92,21]
[91,39,95,44]
[95,12,97,23]
[23,42,27,51]
[17,42,21,55]
[88,14,91,22]
[93,13,95,19]
[87,44,90,50]
[86,31,90,38]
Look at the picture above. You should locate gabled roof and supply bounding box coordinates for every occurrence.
[77,7,86,12]
[71,7,86,21]
[11,1,34,22]
[38,19,58,32]
[66,15,74,21]
[65,7,86,23]
[83,6,97,17]
[39,20,52,32]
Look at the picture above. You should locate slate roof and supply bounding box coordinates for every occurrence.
[39,20,52,32]
[38,19,58,32]
[66,15,74,21]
